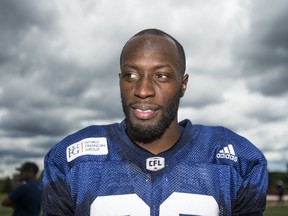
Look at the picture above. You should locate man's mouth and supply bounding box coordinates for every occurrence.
[131,104,159,120]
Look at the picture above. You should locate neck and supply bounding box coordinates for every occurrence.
[135,120,181,155]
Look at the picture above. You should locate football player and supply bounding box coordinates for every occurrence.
[42,29,268,216]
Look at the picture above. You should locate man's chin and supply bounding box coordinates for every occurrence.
[128,129,162,144]
[125,119,165,143]
[129,122,158,135]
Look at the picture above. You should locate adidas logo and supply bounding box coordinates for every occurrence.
[216,144,238,162]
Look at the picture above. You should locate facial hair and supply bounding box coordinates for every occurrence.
[121,90,181,144]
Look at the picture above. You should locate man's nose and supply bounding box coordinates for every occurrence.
[134,76,156,99]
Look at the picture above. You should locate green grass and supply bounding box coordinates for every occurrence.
[264,202,288,216]
[0,193,13,216]
[0,193,287,216]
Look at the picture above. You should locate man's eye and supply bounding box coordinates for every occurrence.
[122,72,138,79]
[156,73,169,79]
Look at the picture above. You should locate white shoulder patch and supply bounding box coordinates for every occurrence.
[66,137,108,162]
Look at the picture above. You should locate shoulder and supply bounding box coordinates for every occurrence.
[183,120,267,177]
[207,124,266,176]
[194,123,264,156]
[44,123,122,171]
[48,123,120,151]
[9,182,28,197]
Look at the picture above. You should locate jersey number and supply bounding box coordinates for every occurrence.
[90,192,219,215]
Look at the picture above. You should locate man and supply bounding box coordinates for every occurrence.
[2,162,42,216]
[42,29,268,215]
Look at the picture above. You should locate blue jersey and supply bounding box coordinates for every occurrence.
[9,180,42,216]
[42,119,268,216]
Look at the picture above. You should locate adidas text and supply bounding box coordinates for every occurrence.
[216,153,238,162]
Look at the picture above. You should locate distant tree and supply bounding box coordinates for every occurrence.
[1,176,13,193]
[268,172,288,194]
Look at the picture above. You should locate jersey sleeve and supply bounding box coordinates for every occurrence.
[9,184,25,203]
[42,148,74,216]
[232,161,268,215]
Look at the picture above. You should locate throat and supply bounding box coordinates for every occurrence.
[135,125,182,155]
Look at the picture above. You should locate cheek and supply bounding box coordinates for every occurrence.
[120,81,133,91]
[162,88,182,106]
[120,86,132,100]
[159,85,182,99]
[120,87,133,107]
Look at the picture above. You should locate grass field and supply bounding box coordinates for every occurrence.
[0,193,287,215]
[0,193,13,216]
[264,202,288,216]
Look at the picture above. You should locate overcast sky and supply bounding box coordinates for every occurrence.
[0,0,287,178]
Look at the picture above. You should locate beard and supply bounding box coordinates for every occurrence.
[121,91,181,144]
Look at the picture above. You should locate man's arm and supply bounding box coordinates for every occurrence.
[42,155,74,216]
[232,161,268,215]
[1,196,16,208]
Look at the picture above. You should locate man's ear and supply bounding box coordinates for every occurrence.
[180,74,189,97]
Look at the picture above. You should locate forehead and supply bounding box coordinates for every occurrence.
[121,35,180,68]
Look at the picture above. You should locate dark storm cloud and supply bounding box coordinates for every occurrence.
[0,111,74,137]
[0,0,53,28]
[0,0,56,55]
[235,0,288,96]
[83,87,123,120]
[246,107,286,123]
[34,138,63,151]
[246,70,288,96]
[0,148,43,159]
[0,0,122,143]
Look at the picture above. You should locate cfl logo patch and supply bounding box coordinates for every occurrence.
[146,157,165,171]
